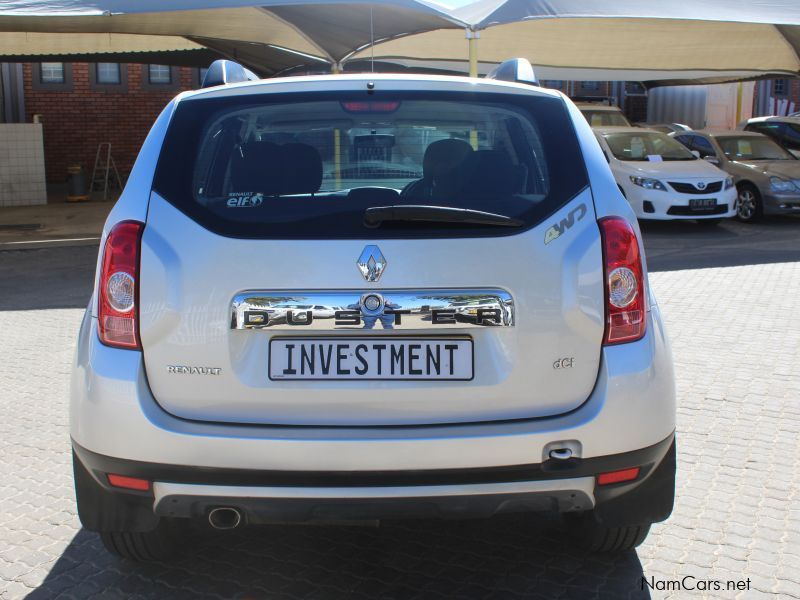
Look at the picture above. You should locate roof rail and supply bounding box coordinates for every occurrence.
[485,58,538,87]
[201,59,259,89]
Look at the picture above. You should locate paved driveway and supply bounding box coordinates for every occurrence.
[1,218,799,599]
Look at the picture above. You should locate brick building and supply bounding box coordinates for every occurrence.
[753,78,800,116]
[20,62,203,185]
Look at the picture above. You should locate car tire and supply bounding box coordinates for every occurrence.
[736,184,762,222]
[100,522,179,562]
[565,512,651,553]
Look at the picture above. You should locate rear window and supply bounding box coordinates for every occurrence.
[581,109,631,127]
[153,90,588,239]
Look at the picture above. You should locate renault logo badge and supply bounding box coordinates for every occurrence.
[357,245,387,282]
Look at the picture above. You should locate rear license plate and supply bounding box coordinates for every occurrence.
[689,198,717,210]
[269,338,473,380]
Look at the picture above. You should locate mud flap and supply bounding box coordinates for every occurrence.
[73,451,160,533]
[592,438,676,527]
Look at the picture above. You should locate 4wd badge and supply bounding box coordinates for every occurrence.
[544,204,587,244]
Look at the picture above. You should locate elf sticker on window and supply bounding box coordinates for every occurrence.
[227,192,264,207]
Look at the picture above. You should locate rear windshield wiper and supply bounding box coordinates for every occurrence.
[364,205,524,228]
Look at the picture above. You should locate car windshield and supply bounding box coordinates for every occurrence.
[581,110,631,127]
[717,136,795,161]
[154,91,589,239]
[603,132,696,161]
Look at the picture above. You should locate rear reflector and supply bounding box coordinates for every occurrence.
[597,467,640,486]
[598,216,646,345]
[98,221,144,349]
[107,473,150,492]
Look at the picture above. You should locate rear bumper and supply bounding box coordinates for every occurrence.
[72,433,674,524]
[70,304,676,473]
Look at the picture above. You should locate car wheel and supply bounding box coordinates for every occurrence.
[100,521,179,562]
[565,512,651,553]
[736,184,762,222]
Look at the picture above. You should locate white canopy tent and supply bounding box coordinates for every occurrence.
[1,0,800,84]
[356,0,800,85]
[0,1,460,75]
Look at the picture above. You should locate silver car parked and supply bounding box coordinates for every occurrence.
[70,59,676,562]
[672,130,800,222]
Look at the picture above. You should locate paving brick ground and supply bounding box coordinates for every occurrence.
[1,218,799,599]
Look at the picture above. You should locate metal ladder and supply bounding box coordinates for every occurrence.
[89,143,123,200]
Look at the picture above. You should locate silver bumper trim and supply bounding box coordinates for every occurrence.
[153,477,595,504]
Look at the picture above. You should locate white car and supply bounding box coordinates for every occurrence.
[70,59,676,561]
[594,127,737,222]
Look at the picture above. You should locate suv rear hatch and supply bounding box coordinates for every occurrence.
[139,79,604,426]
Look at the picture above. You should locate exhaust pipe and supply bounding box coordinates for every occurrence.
[208,507,242,530]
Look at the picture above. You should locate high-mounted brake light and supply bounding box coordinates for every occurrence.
[599,216,646,345]
[98,221,144,349]
[341,101,400,113]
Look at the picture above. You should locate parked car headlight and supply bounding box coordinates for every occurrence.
[769,176,798,193]
[724,176,734,190]
[629,176,667,191]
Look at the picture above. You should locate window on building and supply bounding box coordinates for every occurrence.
[96,63,122,85]
[148,64,172,84]
[40,63,65,84]
[581,81,600,91]
[774,79,788,96]
[624,82,647,96]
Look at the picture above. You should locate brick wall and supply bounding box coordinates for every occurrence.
[23,63,196,184]
[752,78,800,116]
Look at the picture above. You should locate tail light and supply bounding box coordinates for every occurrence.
[599,216,646,345]
[98,221,144,349]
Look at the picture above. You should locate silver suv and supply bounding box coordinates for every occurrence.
[70,59,676,561]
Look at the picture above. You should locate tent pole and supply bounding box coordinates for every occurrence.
[735,81,743,125]
[466,28,479,78]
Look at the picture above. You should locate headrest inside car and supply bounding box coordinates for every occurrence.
[283,143,323,194]
[230,141,322,195]
[459,150,527,198]
[423,139,474,179]
[230,141,283,195]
